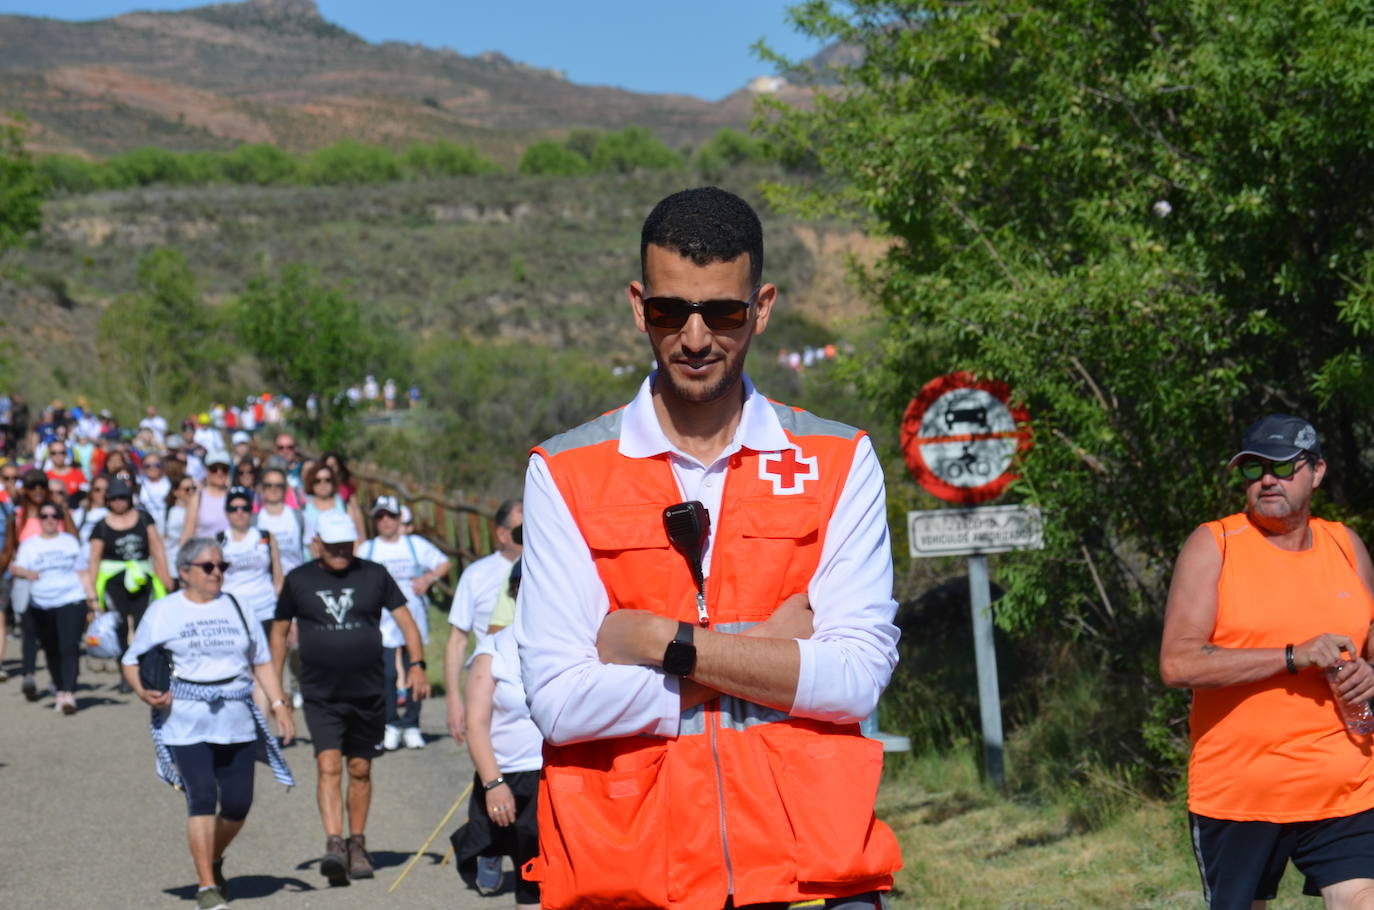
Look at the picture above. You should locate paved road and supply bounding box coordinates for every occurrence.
[0,654,508,909]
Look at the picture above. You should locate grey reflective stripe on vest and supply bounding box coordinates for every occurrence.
[679,620,793,735]
[765,399,861,440]
[537,407,625,456]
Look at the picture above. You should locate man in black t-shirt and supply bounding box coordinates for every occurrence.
[271,510,430,886]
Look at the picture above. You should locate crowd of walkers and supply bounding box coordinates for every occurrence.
[0,397,538,910]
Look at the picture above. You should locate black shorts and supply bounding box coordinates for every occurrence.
[302,695,386,759]
[1190,807,1374,909]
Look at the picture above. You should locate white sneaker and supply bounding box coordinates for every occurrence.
[402,727,425,750]
[382,725,401,751]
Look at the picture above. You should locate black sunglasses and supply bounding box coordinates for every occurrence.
[190,561,230,573]
[38,511,62,519]
[1237,457,1308,482]
[642,288,759,331]
[226,504,252,513]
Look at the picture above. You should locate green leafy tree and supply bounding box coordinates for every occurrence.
[0,119,48,255]
[96,248,233,416]
[235,264,398,449]
[402,140,500,177]
[589,126,684,173]
[518,139,592,176]
[694,127,771,180]
[221,142,298,184]
[761,0,1374,796]
[300,139,402,186]
[563,128,603,161]
[36,153,107,194]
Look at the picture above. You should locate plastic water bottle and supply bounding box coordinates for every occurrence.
[1325,660,1374,734]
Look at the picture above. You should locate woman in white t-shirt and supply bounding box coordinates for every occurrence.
[218,487,283,634]
[9,502,97,714]
[253,468,305,574]
[360,496,451,750]
[122,537,294,910]
[449,628,543,909]
[163,474,198,576]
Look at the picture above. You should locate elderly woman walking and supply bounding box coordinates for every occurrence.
[122,536,295,910]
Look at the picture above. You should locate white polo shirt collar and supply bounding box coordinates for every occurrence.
[618,371,790,464]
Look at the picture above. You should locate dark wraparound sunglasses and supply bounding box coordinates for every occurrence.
[38,511,61,519]
[226,504,252,513]
[190,561,230,574]
[643,287,759,331]
[1237,457,1308,482]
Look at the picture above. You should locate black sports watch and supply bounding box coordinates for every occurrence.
[662,621,697,677]
[408,659,427,670]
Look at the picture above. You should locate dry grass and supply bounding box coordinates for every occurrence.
[877,749,1314,909]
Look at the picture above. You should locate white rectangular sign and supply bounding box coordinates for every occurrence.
[908,505,1044,558]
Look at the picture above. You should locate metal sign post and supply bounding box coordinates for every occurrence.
[967,553,1003,786]
[900,371,1037,788]
[907,505,1042,788]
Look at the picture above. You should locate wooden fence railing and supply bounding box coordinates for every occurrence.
[346,460,504,601]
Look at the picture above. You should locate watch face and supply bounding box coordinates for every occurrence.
[663,639,697,677]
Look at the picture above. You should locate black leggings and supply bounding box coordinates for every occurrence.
[31,602,86,691]
[168,741,256,820]
[105,573,152,655]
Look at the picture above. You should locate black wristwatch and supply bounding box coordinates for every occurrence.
[408,659,427,670]
[662,621,697,677]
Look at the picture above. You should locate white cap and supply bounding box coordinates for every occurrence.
[401,504,413,524]
[232,431,250,445]
[205,451,232,468]
[316,511,358,544]
[371,494,402,516]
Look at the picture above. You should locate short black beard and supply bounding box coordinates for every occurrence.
[653,339,750,406]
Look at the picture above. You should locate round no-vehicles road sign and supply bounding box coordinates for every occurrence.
[900,371,1031,505]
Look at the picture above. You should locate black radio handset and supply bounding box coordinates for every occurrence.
[663,501,711,626]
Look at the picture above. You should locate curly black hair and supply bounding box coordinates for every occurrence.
[640,187,763,288]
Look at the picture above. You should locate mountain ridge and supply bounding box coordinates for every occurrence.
[0,0,814,160]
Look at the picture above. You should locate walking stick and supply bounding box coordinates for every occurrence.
[387,781,473,893]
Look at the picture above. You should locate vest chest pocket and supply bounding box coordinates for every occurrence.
[581,504,675,615]
[726,498,822,621]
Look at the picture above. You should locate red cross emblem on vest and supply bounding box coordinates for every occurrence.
[758,447,819,495]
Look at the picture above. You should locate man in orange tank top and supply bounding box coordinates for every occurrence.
[514,188,901,909]
[1162,414,1374,910]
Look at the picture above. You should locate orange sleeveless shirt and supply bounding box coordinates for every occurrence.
[1188,513,1374,822]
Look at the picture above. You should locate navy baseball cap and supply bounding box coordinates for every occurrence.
[1228,414,1322,467]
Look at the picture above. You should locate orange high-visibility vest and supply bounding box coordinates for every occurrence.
[524,400,901,910]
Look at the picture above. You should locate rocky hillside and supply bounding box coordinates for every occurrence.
[0,0,814,160]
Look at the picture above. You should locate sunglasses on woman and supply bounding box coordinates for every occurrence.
[190,561,231,574]
[642,288,759,331]
[38,511,61,520]
[1236,457,1308,482]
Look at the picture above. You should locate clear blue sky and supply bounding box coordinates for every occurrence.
[0,0,826,100]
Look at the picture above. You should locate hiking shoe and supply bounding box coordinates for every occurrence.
[22,675,38,701]
[402,727,425,749]
[320,835,349,886]
[382,725,401,751]
[475,855,503,895]
[195,886,229,910]
[212,858,228,898]
[346,834,374,880]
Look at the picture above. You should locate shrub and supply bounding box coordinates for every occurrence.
[589,126,683,174]
[402,140,501,177]
[518,139,591,176]
[300,139,402,185]
[221,142,298,184]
